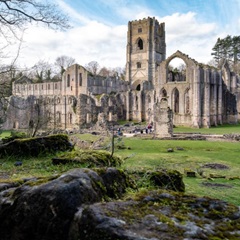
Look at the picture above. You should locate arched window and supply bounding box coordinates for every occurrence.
[56,112,61,123]
[136,84,141,91]
[69,113,72,124]
[137,38,143,50]
[173,88,179,113]
[184,89,190,114]
[67,74,70,87]
[161,88,167,98]
[135,96,138,110]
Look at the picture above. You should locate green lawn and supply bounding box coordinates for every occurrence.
[1,125,240,205]
[115,138,240,205]
[0,130,11,139]
[173,123,240,134]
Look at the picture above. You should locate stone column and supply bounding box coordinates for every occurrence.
[126,91,131,121]
[192,67,201,128]
[154,98,173,137]
[217,71,223,125]
[203,68,210,127]
[212,71,217,126]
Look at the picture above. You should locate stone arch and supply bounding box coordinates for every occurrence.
[131,79,144,91]
[184,88,190,114]
[163,51,198,84]
[167,57,186,82]
[172,88,180,113]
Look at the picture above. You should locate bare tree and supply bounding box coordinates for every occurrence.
[55,55,75,77]
[99,67,110,77]
[85,61,100,76]
[28,60,54,82]
[0,0,69,125]
[0,0,69,39]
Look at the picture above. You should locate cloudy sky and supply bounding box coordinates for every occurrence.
[13,0,240,69]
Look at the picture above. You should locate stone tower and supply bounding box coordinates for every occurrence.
[125,17,166,89]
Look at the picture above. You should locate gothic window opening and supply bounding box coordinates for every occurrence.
[136,84,141,91]
[137,38,143,50]
[79,73,82,86]
[69,113,72,124]
[137,62,141,68]
[48,84,50,90]
[185,89,190,114]
[173,88,179,113]
[56,112,61,123]
[67,74,70,87]
[135,96,138,110]
[168,58,186,82]
[55,83,58,89]
[138,28,142,33]
[161,88,167,98]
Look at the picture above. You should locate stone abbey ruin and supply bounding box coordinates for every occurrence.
[2,17,240,133]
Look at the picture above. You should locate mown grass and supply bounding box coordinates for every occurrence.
[174,123,240,134]
[116,138,240,205]
[0,130,11,139]
[1,124,240,205]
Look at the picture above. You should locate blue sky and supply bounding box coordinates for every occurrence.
[15,0,240,69]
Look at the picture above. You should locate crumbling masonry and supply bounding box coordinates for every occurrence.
[3,17,240,131]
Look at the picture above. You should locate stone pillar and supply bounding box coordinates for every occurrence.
[126,91,131,121]
[154,98,173,137]
[192,67,201,128]
[217,71,223,125]
[138,91,143,122]
[212,71,217,126]
[203,68,210,127]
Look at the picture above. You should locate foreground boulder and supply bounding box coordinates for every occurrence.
[76,191,240,240]
[0,168,239,240]
[0,168,131,240]
[0,134,73,157]
[52,149,123,167]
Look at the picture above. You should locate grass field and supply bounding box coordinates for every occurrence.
[1,125,240,205]
[116,138,240,205]
[173,123,240,134]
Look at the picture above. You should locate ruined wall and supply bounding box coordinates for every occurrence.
[154,98,173,137]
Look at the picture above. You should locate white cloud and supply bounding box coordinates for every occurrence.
[156,12,218,63]
[10,5,232,70]
[17,21,127,69]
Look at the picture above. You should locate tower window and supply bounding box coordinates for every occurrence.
[138,28,142,33]
[79,73,82,86]
[137,38,143,50]
[137,62,141,68]
[67,74,70,87]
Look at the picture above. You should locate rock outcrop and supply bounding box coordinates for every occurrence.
[0,168,239,240]
[0,134,73,157]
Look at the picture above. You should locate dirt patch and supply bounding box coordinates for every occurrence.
[202,163,229,170]
[202,182,232,188]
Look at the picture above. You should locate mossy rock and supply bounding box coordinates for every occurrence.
[52,149,123,168]
[149,169,185,192]
[0,134,73,158]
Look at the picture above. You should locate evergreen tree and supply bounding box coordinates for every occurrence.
[211,35,240,67]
